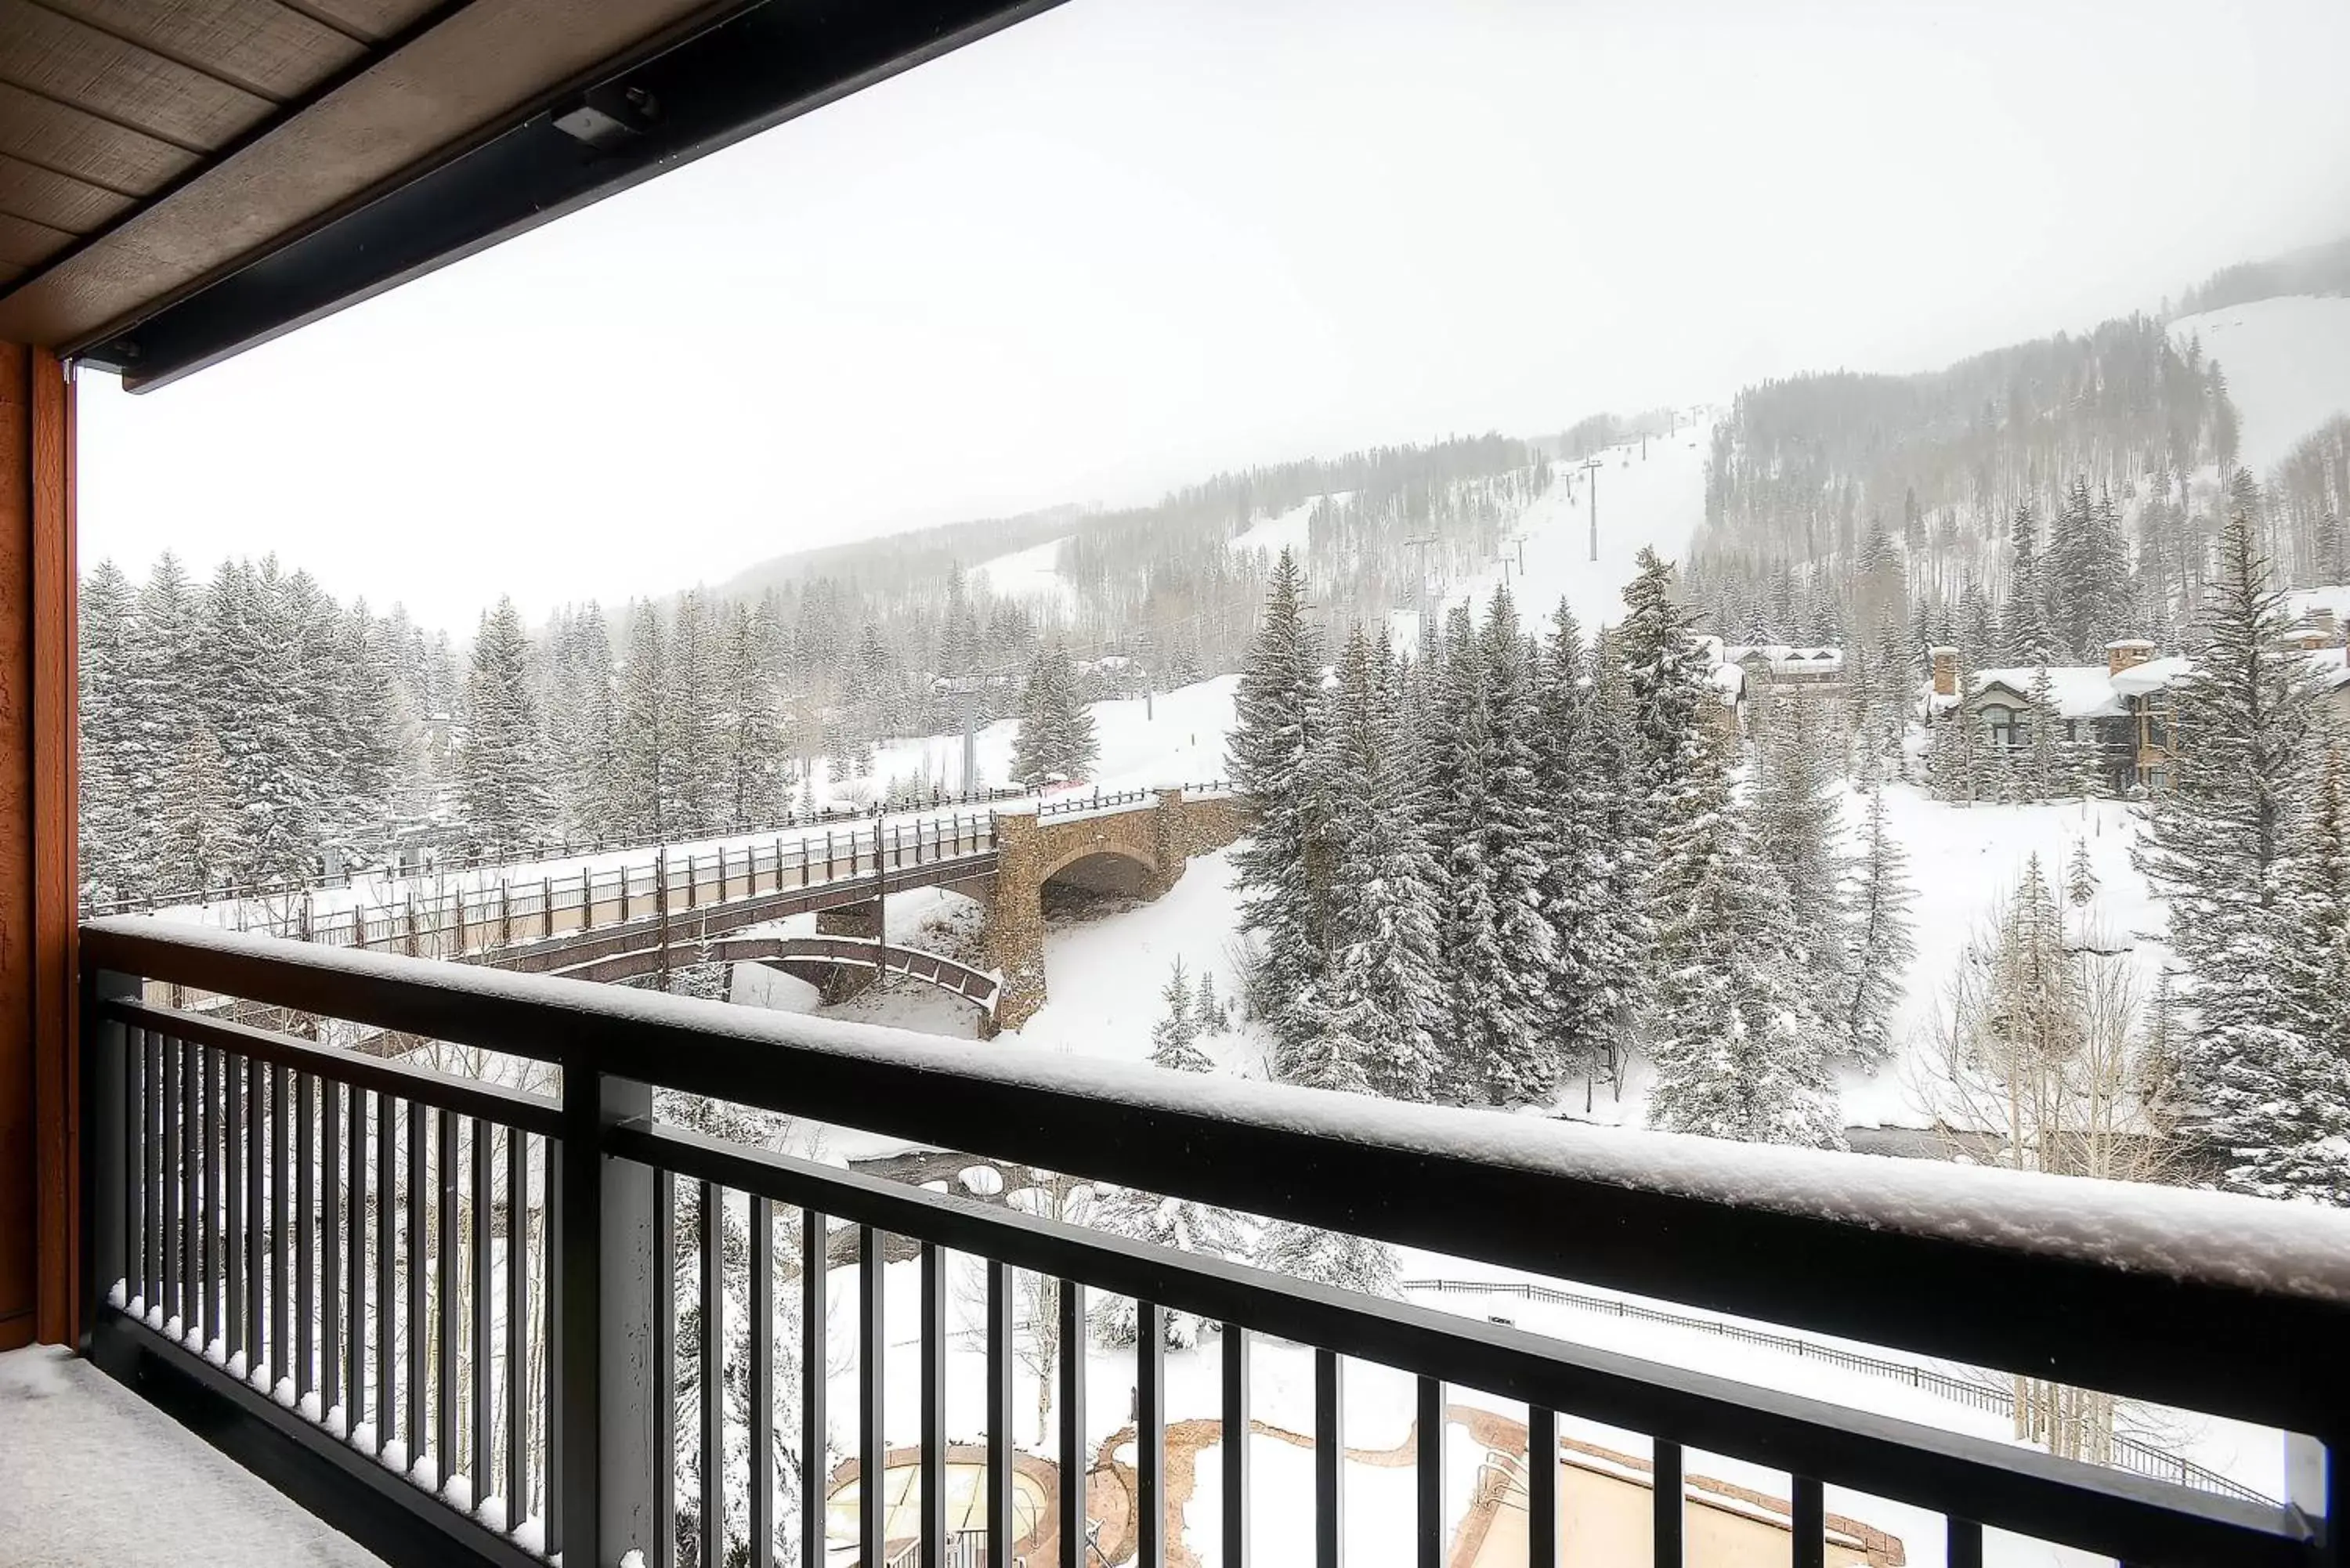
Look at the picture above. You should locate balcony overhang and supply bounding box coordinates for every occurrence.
[0,0,1064,389]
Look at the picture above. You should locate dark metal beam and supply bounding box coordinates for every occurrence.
[84,0,1070,388]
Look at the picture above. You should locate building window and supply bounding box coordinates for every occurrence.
[1983,703,2017,750]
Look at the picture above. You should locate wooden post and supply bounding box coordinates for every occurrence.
[0,348,75,1347]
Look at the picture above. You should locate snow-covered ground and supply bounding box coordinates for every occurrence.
[1226,496,1325,560]
[2171,294,2350,473]
[972,535,1077,610]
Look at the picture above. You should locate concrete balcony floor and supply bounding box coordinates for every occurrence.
[0,1346,383,1568]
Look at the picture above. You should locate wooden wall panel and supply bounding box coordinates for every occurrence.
[0,341,70,1352]
[0,341,34,1351]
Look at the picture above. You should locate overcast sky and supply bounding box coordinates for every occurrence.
[78,0,2350,632]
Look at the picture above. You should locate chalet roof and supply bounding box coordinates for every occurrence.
[0,0,1047,388]
[1725,644,1845,674]
[1969,666,2129,720]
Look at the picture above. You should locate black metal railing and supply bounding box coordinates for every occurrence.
[78,916,2346,1568]
[1401,1277,2276,1509]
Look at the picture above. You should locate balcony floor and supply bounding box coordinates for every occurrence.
[0,1346,385,1568]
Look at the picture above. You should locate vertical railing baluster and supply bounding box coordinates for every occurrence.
[987,1262,1012,1568]
[1224,1325,1249,1568]
[1791,1476,1824,1568]
[439,1107,460,1489]
[1058,1280,1084,1568]
[147,1031,164,1315]
[1137,1302,1164,1568]
[702,1180,725,1568]
[507,1125,530,1530]
[1947,1519,1984,1568]
[921,1242,945,1566]
[297,1069,316,1404]
[1653,1439,1683,1567]
[378,1091,396,1454]
[123,1024,143,1310]
[472,1115,492,1508]
[859,1224,883,1568]
[246,1054,264,1374]
[658,1170,678,1568]
[272,1063,290,1393]
[191,1040,208,1340]
[1527,1405,1556,1568]
[163,1036,181,1330]
[1315,1349,1341,1568]
[1418,1378,1446,1568]
[352,1084,372,1441]
[408,1097,426,1466]
[226,1051,245,1364]
[322,1078,342,1421]
[801,1209,828,1568]
[750,1196,775,1568]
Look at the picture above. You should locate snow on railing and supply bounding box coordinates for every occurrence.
[1404,1278,2277,1508]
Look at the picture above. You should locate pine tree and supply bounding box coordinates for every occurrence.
[1644,777,1846,1149]
[1194,967,1224,1031]
[1010,641,1097,789]
[458,597,555,858]
[157,727,236,894]
[1838,778,1916,1067]
[1535,604,1634,1078]
[2023,663,2067,801]
[667,589,725,836]
[1752,692,1846,986]
[1309,629,1446,1100]
[2132,515,2345,1205]
[1148,957,1213,1072]
[1226,550,1331,1054]
[1093,956,1246,1345]
[1999,504,2055,665]
[332,601,403,854]
[2066,839,2099,908]
[77,561,139,898]
[613,600,672,840]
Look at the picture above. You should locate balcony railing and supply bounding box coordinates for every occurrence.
[78,916,2347,1568]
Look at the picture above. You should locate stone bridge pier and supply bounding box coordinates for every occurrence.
[980,787,1249,1034]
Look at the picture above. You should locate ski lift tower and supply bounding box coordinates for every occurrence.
[1578,457,1603,562]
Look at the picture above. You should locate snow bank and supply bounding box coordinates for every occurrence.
[972,536,1076,609]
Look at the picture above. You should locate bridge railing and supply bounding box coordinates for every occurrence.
[81,787,1033,919]
[134,812,1001,959]
[78,916,2346,1568]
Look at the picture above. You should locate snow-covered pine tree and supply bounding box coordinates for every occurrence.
[1643,778,1846,1149]
[1148,956,1213,1071]
[331,600,403,856]
[1535,603,1629,1078]
[723,597,788,827]
[78,562,139,898]
[1093,955,1246,1346]
[1752,691,1847,988]
[1618,547,1718,803]
[1838,775,1915,1067]
[157,727,236,894]
[667,589,725,836]
[2131,515,2345,1205]
[1226,550,1331,1056]
[613,599,671,840]
[1431,588,1559,1104]
[1581,627,1653,1098]
[458,597,555,858]
[1998,504,2055,666]
[1010,640,1097,789]
[2302,742,2350,1070]
[1308,628,1446,1101]
[1194,966,1224,1031]
[2023,663,2066,802]
[2067,839,2099,908]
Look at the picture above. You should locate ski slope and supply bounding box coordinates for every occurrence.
[972,534,1077,610]
[2171,294,2350,475]
[1412,416,1716,645]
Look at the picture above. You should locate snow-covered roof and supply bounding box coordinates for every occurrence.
[1726,644,1844,675]
[2284,584,2350,627]
[1969,666,2128,720]
[2108,656,2194,699]
[2310,647,2350,691]
[1709,663,1744,703]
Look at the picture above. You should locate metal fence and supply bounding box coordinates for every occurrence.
[1401,1278,2276,1508]
[80,916,2340,1568]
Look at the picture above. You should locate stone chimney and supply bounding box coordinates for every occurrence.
[2106,638,2156,677]
[1929,645,1959,698]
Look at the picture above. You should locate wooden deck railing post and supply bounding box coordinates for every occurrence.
[79,968,138,1345]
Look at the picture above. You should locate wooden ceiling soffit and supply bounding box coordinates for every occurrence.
[49,0,1067,389]
[0,0,741,356]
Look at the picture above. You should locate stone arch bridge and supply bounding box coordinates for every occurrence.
[477,787,1249,1031]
